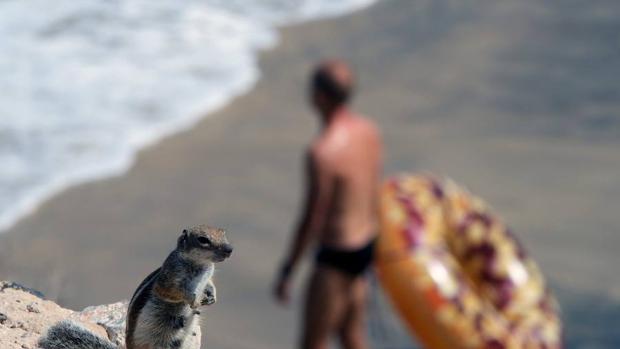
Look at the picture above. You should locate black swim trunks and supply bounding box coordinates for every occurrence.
[315,239,375,277]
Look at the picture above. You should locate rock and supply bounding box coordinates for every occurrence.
[0,281,45,299]
[71,301,129,347]
[0,280,128,349]
[26,303,40,314]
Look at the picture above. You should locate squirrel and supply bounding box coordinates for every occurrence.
[39,225,233,349]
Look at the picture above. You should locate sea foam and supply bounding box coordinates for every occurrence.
[0,0,378,232]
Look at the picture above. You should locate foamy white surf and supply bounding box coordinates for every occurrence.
[0,0,378,232]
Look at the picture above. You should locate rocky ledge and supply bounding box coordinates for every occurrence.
[0,281,128,349]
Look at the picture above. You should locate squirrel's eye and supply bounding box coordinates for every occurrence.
[197,236,211,245]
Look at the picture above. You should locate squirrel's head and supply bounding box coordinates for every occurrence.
[177,225,233,263]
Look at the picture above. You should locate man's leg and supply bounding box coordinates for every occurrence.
[338,276,369,349]
[302,266,348,349]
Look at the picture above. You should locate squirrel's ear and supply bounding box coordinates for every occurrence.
[177,231,188,249]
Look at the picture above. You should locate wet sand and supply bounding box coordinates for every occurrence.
[1,0,619,348]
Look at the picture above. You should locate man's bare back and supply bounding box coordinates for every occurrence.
[311,112,381,248]
[274,60,383,349]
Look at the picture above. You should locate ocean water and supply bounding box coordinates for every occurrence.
[0,0,377,232]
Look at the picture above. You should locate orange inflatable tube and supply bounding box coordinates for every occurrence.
[375,174,562,349]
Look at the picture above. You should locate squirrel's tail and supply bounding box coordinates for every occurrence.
[38,320,117,349]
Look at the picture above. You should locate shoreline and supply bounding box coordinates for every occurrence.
[1,0,619,347]
[0,1,380,237]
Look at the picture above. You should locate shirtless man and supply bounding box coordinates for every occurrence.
[273,60,382,349]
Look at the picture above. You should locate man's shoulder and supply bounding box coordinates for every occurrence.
[308,131,345,169]
[309,138,336,162]
[348,113,380,144]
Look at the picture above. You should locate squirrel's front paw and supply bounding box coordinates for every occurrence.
[201,290,216,306]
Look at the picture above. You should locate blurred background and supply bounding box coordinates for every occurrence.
[0,0,618,348]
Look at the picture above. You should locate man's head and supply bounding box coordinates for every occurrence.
[310,60,355,117]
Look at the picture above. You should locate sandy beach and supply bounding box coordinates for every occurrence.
[1,0,619,347]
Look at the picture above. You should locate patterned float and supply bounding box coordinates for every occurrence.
[376,174,562,349]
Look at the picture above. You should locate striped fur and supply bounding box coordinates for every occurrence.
[39,320,116,349]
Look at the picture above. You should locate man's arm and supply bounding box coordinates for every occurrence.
[285,149,334,272]
[274,148,335,303]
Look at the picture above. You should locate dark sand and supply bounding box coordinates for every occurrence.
[1,0,619,348]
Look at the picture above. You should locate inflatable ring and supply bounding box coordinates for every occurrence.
[376,174,562,349]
